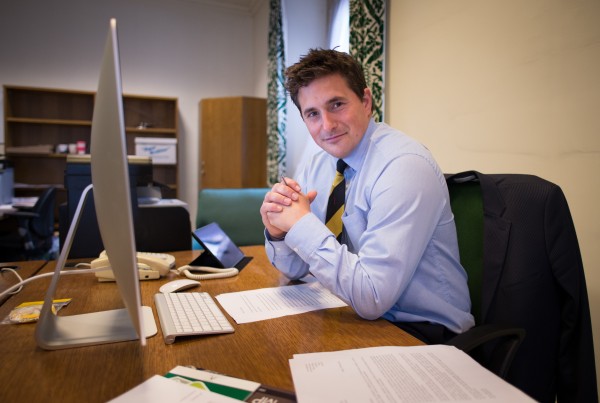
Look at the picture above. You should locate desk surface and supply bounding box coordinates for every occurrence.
[0,246,421,402]
[0,259,47,305]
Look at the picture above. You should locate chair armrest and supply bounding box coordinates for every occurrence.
[2,210,40,219]
[446,323,525,379]
[447,323,525,351]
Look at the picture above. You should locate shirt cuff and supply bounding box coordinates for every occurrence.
[285,213,331,261]
[264,229,296,258]
[265,230,285,242]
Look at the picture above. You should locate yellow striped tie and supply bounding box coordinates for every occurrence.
[325,159,347,241]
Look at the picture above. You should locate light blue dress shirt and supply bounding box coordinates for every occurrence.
[266,120,474,333]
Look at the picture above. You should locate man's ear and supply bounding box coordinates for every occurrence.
[362,88,373,115]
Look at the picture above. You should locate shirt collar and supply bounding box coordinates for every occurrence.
[340,118,377,173]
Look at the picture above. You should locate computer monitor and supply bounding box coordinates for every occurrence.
[35,18,157,349]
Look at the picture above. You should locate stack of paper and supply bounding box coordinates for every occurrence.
[289,345,534,402]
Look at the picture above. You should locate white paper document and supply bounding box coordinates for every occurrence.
[289,345,535,402]
[215,282,347,324]
[109,375,240,403]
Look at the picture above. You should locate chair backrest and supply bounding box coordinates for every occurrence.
[0,186,57,260]
[447,179,484,323]
[59,202,192,258]
[30,187,56,238]
[196,188,269,246]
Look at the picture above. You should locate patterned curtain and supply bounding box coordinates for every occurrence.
[349,0,386,122]
[267,0,287,186]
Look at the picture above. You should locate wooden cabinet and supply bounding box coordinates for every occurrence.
[3,85,179,200]
[200,96,267,188]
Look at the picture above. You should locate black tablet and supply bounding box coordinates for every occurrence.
[190,222,249,269]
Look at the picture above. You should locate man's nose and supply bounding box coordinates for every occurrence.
[322,111,337,131]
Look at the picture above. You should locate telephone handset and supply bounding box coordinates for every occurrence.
[176,265,239,281]
[92,251,175,282]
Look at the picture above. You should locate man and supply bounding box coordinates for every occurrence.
[260,48,474,343]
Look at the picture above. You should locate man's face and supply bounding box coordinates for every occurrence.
[297,74,372,159]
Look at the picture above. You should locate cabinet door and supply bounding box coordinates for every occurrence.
[200,97,266,188]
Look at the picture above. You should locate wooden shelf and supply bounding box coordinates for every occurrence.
[6,152,67,159]
[6,117,92,126]
[3,85,180,210]
[14,183,65,191]
[125,127,177,135]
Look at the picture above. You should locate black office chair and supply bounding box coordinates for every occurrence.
[444,175,524,379]
[0,187,56,261]
[445,171,597,403]
[59,200,192,259]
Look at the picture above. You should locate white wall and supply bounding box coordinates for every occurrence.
[386,0,600,388]
[0,0,266,222]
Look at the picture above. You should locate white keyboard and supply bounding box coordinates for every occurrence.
[154,292,234,344]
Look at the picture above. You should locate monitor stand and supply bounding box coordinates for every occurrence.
[35,184,157,350]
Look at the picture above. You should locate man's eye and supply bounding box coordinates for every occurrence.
[331,101,343,110]
[306,111,318,119]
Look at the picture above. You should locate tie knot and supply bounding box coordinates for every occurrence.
[336,159,347,174]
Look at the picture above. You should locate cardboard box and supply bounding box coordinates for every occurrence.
[135,137,177,164]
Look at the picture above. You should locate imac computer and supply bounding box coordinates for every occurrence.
[35,18,157,349]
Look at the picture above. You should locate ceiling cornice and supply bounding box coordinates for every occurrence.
[182,0,266,15]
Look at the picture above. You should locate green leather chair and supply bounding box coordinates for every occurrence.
[196,188,269,246]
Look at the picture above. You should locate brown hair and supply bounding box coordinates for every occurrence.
[284,48,368,112]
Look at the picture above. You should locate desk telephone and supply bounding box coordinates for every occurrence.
[93,251,175,282]
[91,251,239,282]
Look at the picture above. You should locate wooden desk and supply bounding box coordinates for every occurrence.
[0,259,48,305]
[0,246,422,402]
